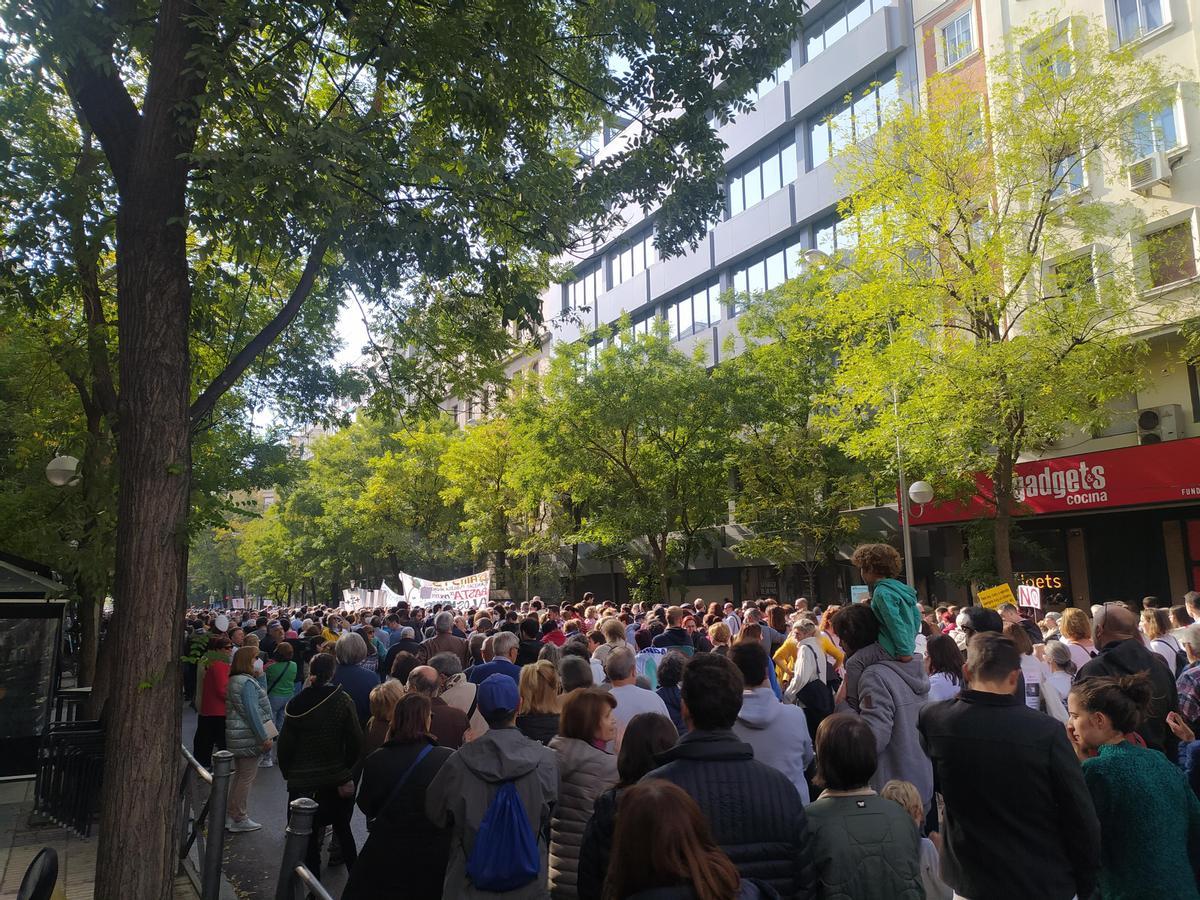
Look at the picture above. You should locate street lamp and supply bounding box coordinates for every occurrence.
[909,480,934,505]
[46,455,81,487]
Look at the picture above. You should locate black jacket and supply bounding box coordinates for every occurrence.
[516,712,559,745]
[651,627,696,654]
[578,785,622,900]
[643,730,813,899]
[1076,637,1179,758]
[381,638,423,677]
[344,737,454,900]
[917,690,1100,900]
[517,638,544,666]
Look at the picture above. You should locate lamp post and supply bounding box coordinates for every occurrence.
[46,454,81,487]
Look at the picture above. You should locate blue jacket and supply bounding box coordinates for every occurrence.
[466,657,522,686]
[331,662,379,726]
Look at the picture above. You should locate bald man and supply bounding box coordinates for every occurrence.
[407,665,469,749]
[1076,601,1179,757]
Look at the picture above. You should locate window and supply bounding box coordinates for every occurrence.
[610,229,656,287]
[727,137,797,216]
[805,0,889,62]
[808,69,900,170]
[1115,0,1165,45]
[747,56,794,103]
[1052,252,1095,302]
[942,11,973,67]
[1131,103,1180,158]
[729,235,806,313]
[1024,21,1073,79]
[1051,152,1085,199]
[667,282,718,340]
[564,264,603,311]
[814,214,856,255]
[1146,220,1197,289]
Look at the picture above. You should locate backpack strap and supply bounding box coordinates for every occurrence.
[266,663,290,695]
[467,689,479,723]
[374,743,434,823]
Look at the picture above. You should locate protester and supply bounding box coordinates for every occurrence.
[850,543,920,660]
[517,617,545,666]
[1077,601,1180,758]
[1042,639,1075,722]
[516,659,561,745]
[651,606,697,656]
[604,780,773,900]
[655,651,688,735]
[331,632,380,727]
[577,712,680,900]
[418,610,471,666]
[805,714,923,899]
[277,653,363,879]
[548,689,619,897]
[918,633,1099,900]
[606,646,670,747]
[1059,607,1096,669]
[1068,673,1200,900]
[730,641,813,805]
[832,604,932,809]
[468,630,523,685]
[262,642,296,766]
[425,673,559,898]
[344,694,454,900]
[408,665,469,749]
[382,626,422,675]
[998,602,1044,648]
[708,621,733,656]
[560,654,595,695]
[644,653,813,896]
[361,679,406,760]
[429,651,488,737]
[1142,607,1186,676]
[880,780,952,900]
[224,646,274,832]
[1004,622,1049,711]
[924,634,964,702]
[193,634,232,767]
[782,618,832,740]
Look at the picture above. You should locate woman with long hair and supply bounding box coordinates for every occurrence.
[344,694,454,900]
[1042,640,1076,721]
[517,659,562,745]
[549,689,620,897]
[578,713,682,900]
[1068,674,1200,899]
[924,634,964,702]
[224,646,274,832]
[604,780,767,899]
[1142,608,1184,675]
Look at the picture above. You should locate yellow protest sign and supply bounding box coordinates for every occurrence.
[977,583,1017,610]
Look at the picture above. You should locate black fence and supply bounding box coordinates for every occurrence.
[33,720,105,837]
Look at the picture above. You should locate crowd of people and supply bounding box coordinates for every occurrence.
[184,544,1200,899]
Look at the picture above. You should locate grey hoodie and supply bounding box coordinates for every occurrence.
[857,654,934,809]
[732,686,814,804]
[425,725,558,899]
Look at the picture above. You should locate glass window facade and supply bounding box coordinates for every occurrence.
[814,214,856,254]
[728,137,797,216]
[730,235,806,314]
[667,281,719,340]
[746,56,795,103]
[805,0,890,62]
[1051,152,1085,199]
[1116,0,1164,45]
[808,68,900,169]
[564,264,604,311]
[610,229,657,287]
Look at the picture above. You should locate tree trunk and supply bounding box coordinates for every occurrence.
[569,543,579,603]
[95,170,194,898]
[992,449,1016,587]
[76,580,103,687]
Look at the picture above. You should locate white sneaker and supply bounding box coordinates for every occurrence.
[258,757,274,768]
[227,818,262,833]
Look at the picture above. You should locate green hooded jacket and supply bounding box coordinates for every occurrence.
[870,578,920,658]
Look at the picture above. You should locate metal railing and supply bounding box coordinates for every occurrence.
[274,797,335,900]
[33,720,105,836]
[177,747,232,900]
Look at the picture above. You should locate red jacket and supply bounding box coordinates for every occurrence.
[199,660,231,717]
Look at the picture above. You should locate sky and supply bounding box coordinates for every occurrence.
[334,294,372,367]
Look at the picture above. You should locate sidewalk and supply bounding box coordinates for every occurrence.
[0,780,199,900]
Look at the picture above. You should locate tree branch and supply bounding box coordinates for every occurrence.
[189,235,332,429]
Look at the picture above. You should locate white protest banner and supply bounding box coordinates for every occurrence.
[1017,584,1042,610]
[399,570,491,609]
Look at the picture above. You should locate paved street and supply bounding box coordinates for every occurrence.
[183,709,366,900]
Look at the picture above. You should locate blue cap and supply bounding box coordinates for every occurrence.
[477,673,520,717]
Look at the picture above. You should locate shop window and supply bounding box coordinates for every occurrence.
[1186,519,1200,592]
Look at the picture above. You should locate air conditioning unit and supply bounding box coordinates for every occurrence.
[1128,151,1171,193]
[1136,404,1183,444]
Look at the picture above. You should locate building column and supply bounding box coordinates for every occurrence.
[1066,527,1091,609]
[1163,519,1189,602]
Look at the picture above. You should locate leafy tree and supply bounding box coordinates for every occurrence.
[516,322,737,603]
[798,19,1178,584]
[187,525,243,603]
[1,0,804,885]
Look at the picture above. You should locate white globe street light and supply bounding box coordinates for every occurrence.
[908,480,935,506]
[46,455,81,487]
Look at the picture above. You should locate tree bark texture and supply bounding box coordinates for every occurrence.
[992,449,1016,587]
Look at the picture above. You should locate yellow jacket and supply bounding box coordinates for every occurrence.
[773,637,799,685]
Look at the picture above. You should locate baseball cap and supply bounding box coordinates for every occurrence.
[214,614,230,633]
[477,673,519,718]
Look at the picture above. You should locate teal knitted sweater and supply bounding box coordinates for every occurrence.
[1081,740,1200,899]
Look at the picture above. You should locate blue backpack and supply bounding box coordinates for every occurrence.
[465,780,540,892]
